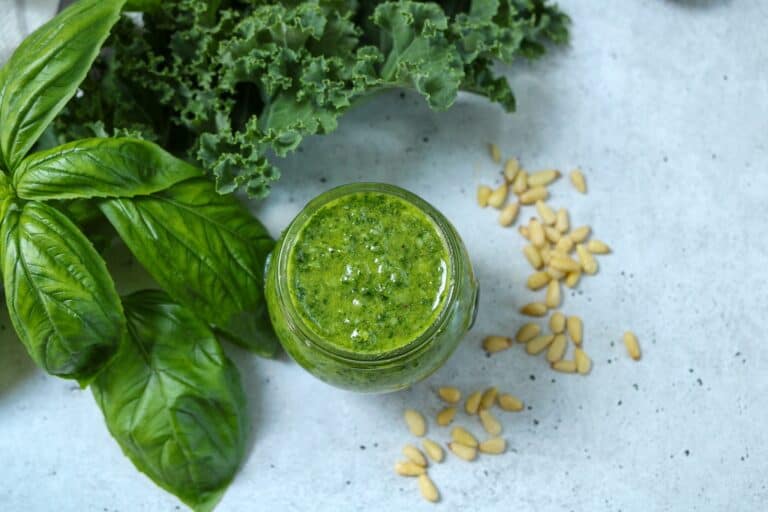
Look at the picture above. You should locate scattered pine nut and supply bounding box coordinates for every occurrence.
[546,334,567,363]
[523,245,543,270]
[575,348,592,374]
[520,302,548,317]
[549,312,566,334]
[528,169,560,187]
[555,236,574,254]
[465,391,482,415]
[570,169,587,193]
[587,239,611,254]
[512,170,528,195]
[476,185,492,207]
[403,445,427,467]
[487,183,508,209]
[436,407,456,427]
[395,461,426,476]
[551,360,577,373]
[564,270,581,288]
[451,427,479,448]
[555,208,570,233]
[479,410,502,436]
[448,442,477,461]
[576,244,598,275]
[479,437,507,455]
[566,316,583,345]
[515,323,541,343]
[546,266,566,281]
[518,225,530,240]
[520,186,548,205]
[623,331,641,360]
[527,271,551,290]
[404,409,427,437]
[544,226,562,243]
[535,200,557,225]
[504,158,520,182]
[497,393,524,412]
[437,387,462,404]
[539,246,552,264]
[526,334,555,355]
[550,255,582,273]
[570,225,591,243]
[418,474,440,503]
[529,218,546,248]
[499,202,520,226]
[545,280,561,308]
[482,335,512,353]
[489,143,501,163]
[479,387,498,410]
[422,439,444,463]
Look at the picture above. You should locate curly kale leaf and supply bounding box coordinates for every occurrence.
[55,0,569,197]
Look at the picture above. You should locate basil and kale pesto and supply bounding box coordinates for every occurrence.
[288,192,451,354]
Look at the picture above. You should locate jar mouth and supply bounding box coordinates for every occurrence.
[273,182,463,365]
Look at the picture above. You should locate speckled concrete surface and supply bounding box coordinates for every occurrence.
[1,1,767,511]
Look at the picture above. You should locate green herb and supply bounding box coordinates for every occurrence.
[55,0,570,197]
[0,0,277,507]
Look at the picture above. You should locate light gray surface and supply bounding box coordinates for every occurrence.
[1,0,767,510]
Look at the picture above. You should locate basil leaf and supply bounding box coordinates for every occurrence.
[0,0,125,171]
[14,138,202,200]
[92,290,247,511]
[1,201,124,380]
[100,179,280,357]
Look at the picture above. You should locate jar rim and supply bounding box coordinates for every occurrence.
[272,182,464,365]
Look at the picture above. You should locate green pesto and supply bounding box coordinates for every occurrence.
[286,191,451,354]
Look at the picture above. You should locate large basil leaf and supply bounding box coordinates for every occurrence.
[100,179,279,357]
[0,0,125,171]
[14,138,202,200]
[92,290,248,511]
[1,201,124,380]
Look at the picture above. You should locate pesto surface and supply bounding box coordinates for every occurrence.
[287,191,451,354]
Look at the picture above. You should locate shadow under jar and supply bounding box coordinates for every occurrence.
[265,183,478,393]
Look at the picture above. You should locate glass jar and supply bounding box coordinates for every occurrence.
[265,183,478,393]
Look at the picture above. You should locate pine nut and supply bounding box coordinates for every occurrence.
[546,334,567,363]
[487,183,508,209]
[546,266,566,281]
[520,302,548,317]
[555,208,569,233]
[570,169,587,193]
[551,360,577,373]
[576,244,598,275]
[479,387,498,410]
[483,335,512,353]
[422,439,444,463]
[518,225,530,240]
[564,270,581,288]
[570,225,591,243]
[504,158,520,182]
[437,387,462,404]
[479,409,502,436]
[512,170,528,195]
[540,246,552,264]
[575,348,592,374]
[497,393,524,412]
[526,334,554,355]
[395,461,426,476]
[451,427,479,448]
[479,437,507,455]
[499,202,520,226]
[404,409,427,436]
[489,143,501,163]
[550,255,581,272]
[623,331,641,360]
[535,200,557,225]
[544,226,562,243]
[528,169,560,187]
[465,391,482,415]
[436,407,456,426]
[555,236,574,253]
[587,239,611,254]
[545,280,561,308]
[515,323,541,343]
[549,312,566,334]
[448,442,477,461]
[520,186,548,205]
[477,185,492,207]
[566,316,583,345]
[403,444,427,467]
[418,474,440,503]
[527,271,551,290]
[530,218,546,248]
[523,245,543,269]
